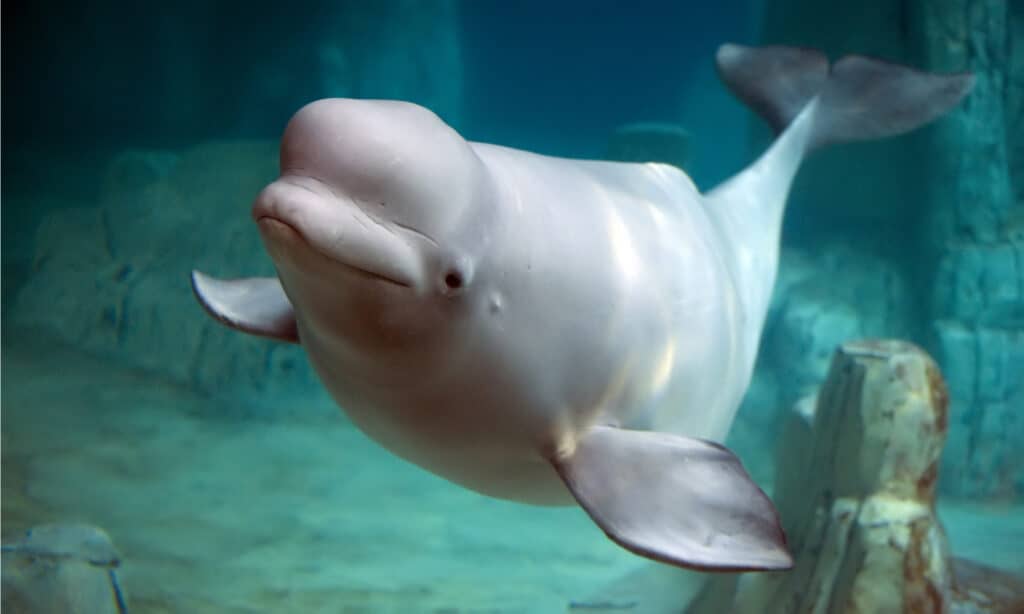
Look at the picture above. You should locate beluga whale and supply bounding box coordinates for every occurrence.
[191,44,972,571]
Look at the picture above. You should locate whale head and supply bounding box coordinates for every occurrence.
[253,99,494,376]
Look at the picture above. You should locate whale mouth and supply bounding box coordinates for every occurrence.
[256,216,411,288]
[253,176,420,289]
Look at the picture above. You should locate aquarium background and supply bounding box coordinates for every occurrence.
[2,1,1022,612]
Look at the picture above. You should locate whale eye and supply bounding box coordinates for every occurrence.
[444,271,464,291]
[439,259,473,297]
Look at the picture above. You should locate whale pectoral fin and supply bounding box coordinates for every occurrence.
[190,270,300,344]
[551,425,792,572]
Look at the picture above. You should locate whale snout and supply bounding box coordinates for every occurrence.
[253,176,424,289]
[255,217,310,267]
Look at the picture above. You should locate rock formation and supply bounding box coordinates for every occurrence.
[10,143,323,412]
[691,340,1023,614]
[1,524,128,614]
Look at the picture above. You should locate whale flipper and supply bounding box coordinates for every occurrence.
[550,425,792,572]
[190,271,299,344]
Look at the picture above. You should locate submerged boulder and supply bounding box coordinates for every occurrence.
[693,340,1023,614]
[572,339,1022,613]
[1,524,128,614]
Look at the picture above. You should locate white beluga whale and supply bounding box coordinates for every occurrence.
[192,45,972,571]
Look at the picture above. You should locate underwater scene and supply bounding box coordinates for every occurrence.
[2,1,1022,612]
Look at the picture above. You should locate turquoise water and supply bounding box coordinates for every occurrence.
[2,2,1022,612]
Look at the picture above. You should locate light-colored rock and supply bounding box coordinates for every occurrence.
[693,339,1024,613]
[1,524,128,614]
[696,340,953,613]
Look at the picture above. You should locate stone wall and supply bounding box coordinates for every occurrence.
[911,1,1024,498]
[696,342,1024,614]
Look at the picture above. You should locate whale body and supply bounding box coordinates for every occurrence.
[192,44,972,571]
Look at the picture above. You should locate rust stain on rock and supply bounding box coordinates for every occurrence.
[903,519,944,614]
[924,360,949,435]
[916,462,939,502]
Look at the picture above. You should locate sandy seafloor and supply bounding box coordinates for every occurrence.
[2,327,1022,613]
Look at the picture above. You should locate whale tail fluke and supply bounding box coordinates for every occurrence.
[715,44,829,135]
[704,45,973,398]
[715,43,975,151]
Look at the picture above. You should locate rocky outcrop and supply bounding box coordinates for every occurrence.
[10,143,323,411]
[693,340,1023,614]
[573,339,1022,613]
[2,524,128,614]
